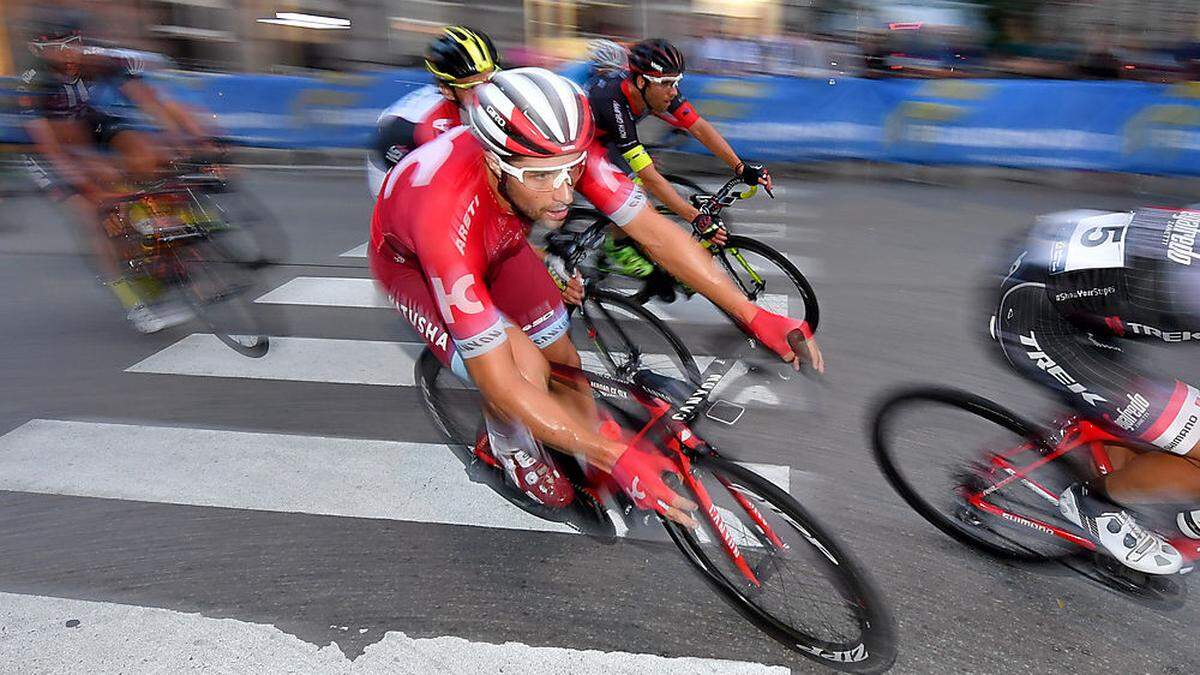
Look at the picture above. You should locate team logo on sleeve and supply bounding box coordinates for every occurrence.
[1163,210,1200,266]
[431,274,484,324]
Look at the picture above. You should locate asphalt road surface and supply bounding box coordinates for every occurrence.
[2,165,1198,673]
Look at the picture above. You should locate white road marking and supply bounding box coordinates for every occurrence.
[126,334,714,387]
[0,420,792,534]
[646,293,791,325]
[256,276,390,309]
[127,334,423,386]
[0,592,787,673]
[340,242,369,258]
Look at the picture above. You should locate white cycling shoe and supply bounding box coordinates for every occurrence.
[127,301,193,334]
[482,415,574,509]
[1059,483,1183,575]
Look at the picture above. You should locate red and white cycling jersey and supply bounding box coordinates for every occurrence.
[370,126,646,358]
[367,85,462,196]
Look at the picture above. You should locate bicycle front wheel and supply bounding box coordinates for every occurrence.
[717,235,819,333]
[172,239,270,358]
[872,387,1083,561]
[573,288,700,386]
[663,455,897,673]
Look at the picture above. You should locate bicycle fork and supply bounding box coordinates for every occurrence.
[660,416,785,588]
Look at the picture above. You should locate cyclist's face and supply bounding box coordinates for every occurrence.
[40,43,84,76]
[502,152,584,228]
[441,72,493,108]
[643,78,679,112]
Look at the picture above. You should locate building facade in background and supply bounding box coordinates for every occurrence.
[2,0,1199,76]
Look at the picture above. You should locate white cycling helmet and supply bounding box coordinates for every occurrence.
[588,39,628,71]
[466,67,594,158]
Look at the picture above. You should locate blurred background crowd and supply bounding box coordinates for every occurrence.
[2,0,1199,81]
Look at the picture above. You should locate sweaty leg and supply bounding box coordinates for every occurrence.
[488,241,597,425]
[1104,444,1200,505]
[539,333,600,428]
[110,130,167,183]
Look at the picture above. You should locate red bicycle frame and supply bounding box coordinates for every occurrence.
[960,417,1200,561]
[548,362,786,588]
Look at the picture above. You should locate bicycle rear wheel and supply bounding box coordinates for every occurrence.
[872,387,1083,560]
[172,239,270,358]
[717,235,819,333]
[573,289,701,387]
[663,455,896,673]
[415,349,615,537]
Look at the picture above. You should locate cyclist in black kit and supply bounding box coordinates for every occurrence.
[19,14,214,332]
[586,39,772,277]
[993,207,1200,574]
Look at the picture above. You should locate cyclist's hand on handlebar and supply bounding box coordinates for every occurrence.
[738,161,773,196]
[747,307,822,373]
[691,213,727,246]
[611,444,698,528]
[544,252,584,306]
[561,273,584,306]
[794,336,824,374]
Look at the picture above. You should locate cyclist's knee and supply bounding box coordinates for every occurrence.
[508,327,551,390]
[113,131,164,179]
[540,333,581,369]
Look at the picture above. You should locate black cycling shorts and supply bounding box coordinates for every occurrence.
[995,279,1200,455]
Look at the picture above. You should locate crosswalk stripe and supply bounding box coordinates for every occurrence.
[0,420,791,535]
[127,334,423,386]
[1,591,787,673]
[256,276,390,309]
[126,333,715,386]
[340,242,368,258]
[252,275,800,328]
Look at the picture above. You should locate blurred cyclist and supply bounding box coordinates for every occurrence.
[992,208,1200,575]
[586,38,772,278]
[366,26,499,197]
[19,13,215,332]
[370,68,817,520]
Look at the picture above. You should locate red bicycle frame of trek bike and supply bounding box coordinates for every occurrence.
[959,417,1200,560]
[548,361,785,588]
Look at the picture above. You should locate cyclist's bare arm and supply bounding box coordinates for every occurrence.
[622,205,822,371]
[467,327,698,526]
[623,205,754,322]
[687,118,772,190]
[464,329,625,472]
[687,117,742,173]
[635,162,699,222]
[25,118,117,200]
[120,79,210,141]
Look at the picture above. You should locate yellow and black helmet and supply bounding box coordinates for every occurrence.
[424,26,499,82]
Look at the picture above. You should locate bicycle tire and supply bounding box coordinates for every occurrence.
[172,239,270,358]
[717,235,820,334]
[414,348,617,538]
[871,387,1077,562]
[662,455,897,673]
[577,288,701,386]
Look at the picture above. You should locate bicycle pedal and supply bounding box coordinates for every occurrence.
[705,399,745,425]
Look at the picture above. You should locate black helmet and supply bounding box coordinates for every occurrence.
[28,9,87,47]
[628,39,685,76]
[424,26,500,82]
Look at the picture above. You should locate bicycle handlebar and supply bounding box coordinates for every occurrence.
[544,171,773,276]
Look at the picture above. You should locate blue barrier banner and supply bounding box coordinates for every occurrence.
[680,76,1200,175]
[1,68,429,149]
[5,67,1200,175]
